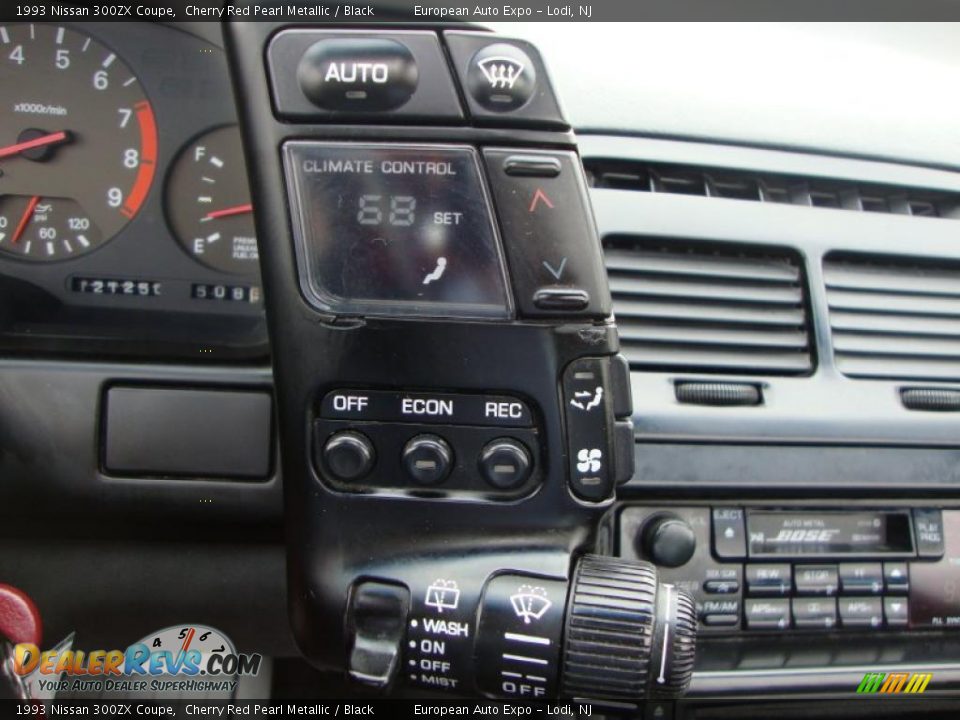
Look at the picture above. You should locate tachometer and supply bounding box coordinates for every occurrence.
[0,23,157,260]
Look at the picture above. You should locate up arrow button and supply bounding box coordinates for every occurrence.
[528,188,555,212]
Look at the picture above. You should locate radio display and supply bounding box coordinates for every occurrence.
[283,142,511,319]
[746,510,914,558]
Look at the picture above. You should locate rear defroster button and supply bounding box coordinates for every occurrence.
[478,438,532,489]
[402,434,453,486]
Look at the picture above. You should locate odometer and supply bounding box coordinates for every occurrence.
[0,23,156,260]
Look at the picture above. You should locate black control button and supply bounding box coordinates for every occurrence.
[839,597,883,629]
[883,596,909,627]
[712,508,747,559]
[478,438,532,490]
[402,434,453,486]
[503,155,562,177]
[613,420,635,486]
[320,390,534,428]
[744,599,790,630]
[533,287,590,311]
[883,562,910,594]
[914,509,946,558]
[702,614,739,627]
[322,431,375,482]
[463,42,536,112]
[794,565,839,596]
[444,32,566,127]
[268,30,463,121]
[792,598,837,630]
[641,516,697,568]
[609,354,633,420]
[482,148,611,319]
[297,38,417,112]
[347,581,410,687]
[745,564,792,596]
[562,357,615,501]
[704,580,740,594]
[702,598,739,618]
[838,563,884,595]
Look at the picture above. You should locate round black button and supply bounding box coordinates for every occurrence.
[402,434,453,486]
[640,517,697,568]
[322,431,375,482]
[465,43,537,112]
[478,438,532,490]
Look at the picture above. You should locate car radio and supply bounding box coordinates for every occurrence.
[226,17,696,704]
[620,506,959,635]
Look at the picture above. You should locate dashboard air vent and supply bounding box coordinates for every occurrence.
[605,239,813,375]
[585,160,960,220]
[825,254,960,381]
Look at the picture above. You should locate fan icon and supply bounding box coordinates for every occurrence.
[510,585,553,624]
[576,448,603,474]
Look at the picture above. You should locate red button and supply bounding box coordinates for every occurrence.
[0,584,42,646]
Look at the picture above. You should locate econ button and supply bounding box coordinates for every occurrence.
[297,37,418,112]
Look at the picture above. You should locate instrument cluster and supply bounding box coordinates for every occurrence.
[0,21,265,360]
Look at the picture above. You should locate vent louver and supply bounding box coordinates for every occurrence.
[825,254,960,381]
[585,160,960,219]
[605,239,813,375]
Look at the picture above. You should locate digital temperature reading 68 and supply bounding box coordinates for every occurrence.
[284,142,511,319]
[356,195,417,227]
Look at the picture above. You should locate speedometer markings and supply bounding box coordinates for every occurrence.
[82,37,90,52]
[29,24,34,40]
[77,235,90,248]
[102,53,116,68]
[55,27,64,45]
[202,176,215,184]
[123,77,136,87]
[0,27,9,44]
[198,196,212,203]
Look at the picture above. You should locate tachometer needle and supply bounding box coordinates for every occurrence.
[0,131,71,161]
[12,196,40,244]
[202,203,253,221]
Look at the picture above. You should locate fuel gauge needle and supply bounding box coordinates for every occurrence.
[12,196,40,244]
[201,203,253,222]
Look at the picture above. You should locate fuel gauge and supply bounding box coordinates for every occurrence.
[165,126,259,274]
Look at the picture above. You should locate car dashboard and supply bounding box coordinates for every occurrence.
[2,18,960,717]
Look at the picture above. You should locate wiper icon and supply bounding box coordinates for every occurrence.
[510,585,552,624]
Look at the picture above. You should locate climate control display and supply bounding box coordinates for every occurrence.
[283,142,511,319]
